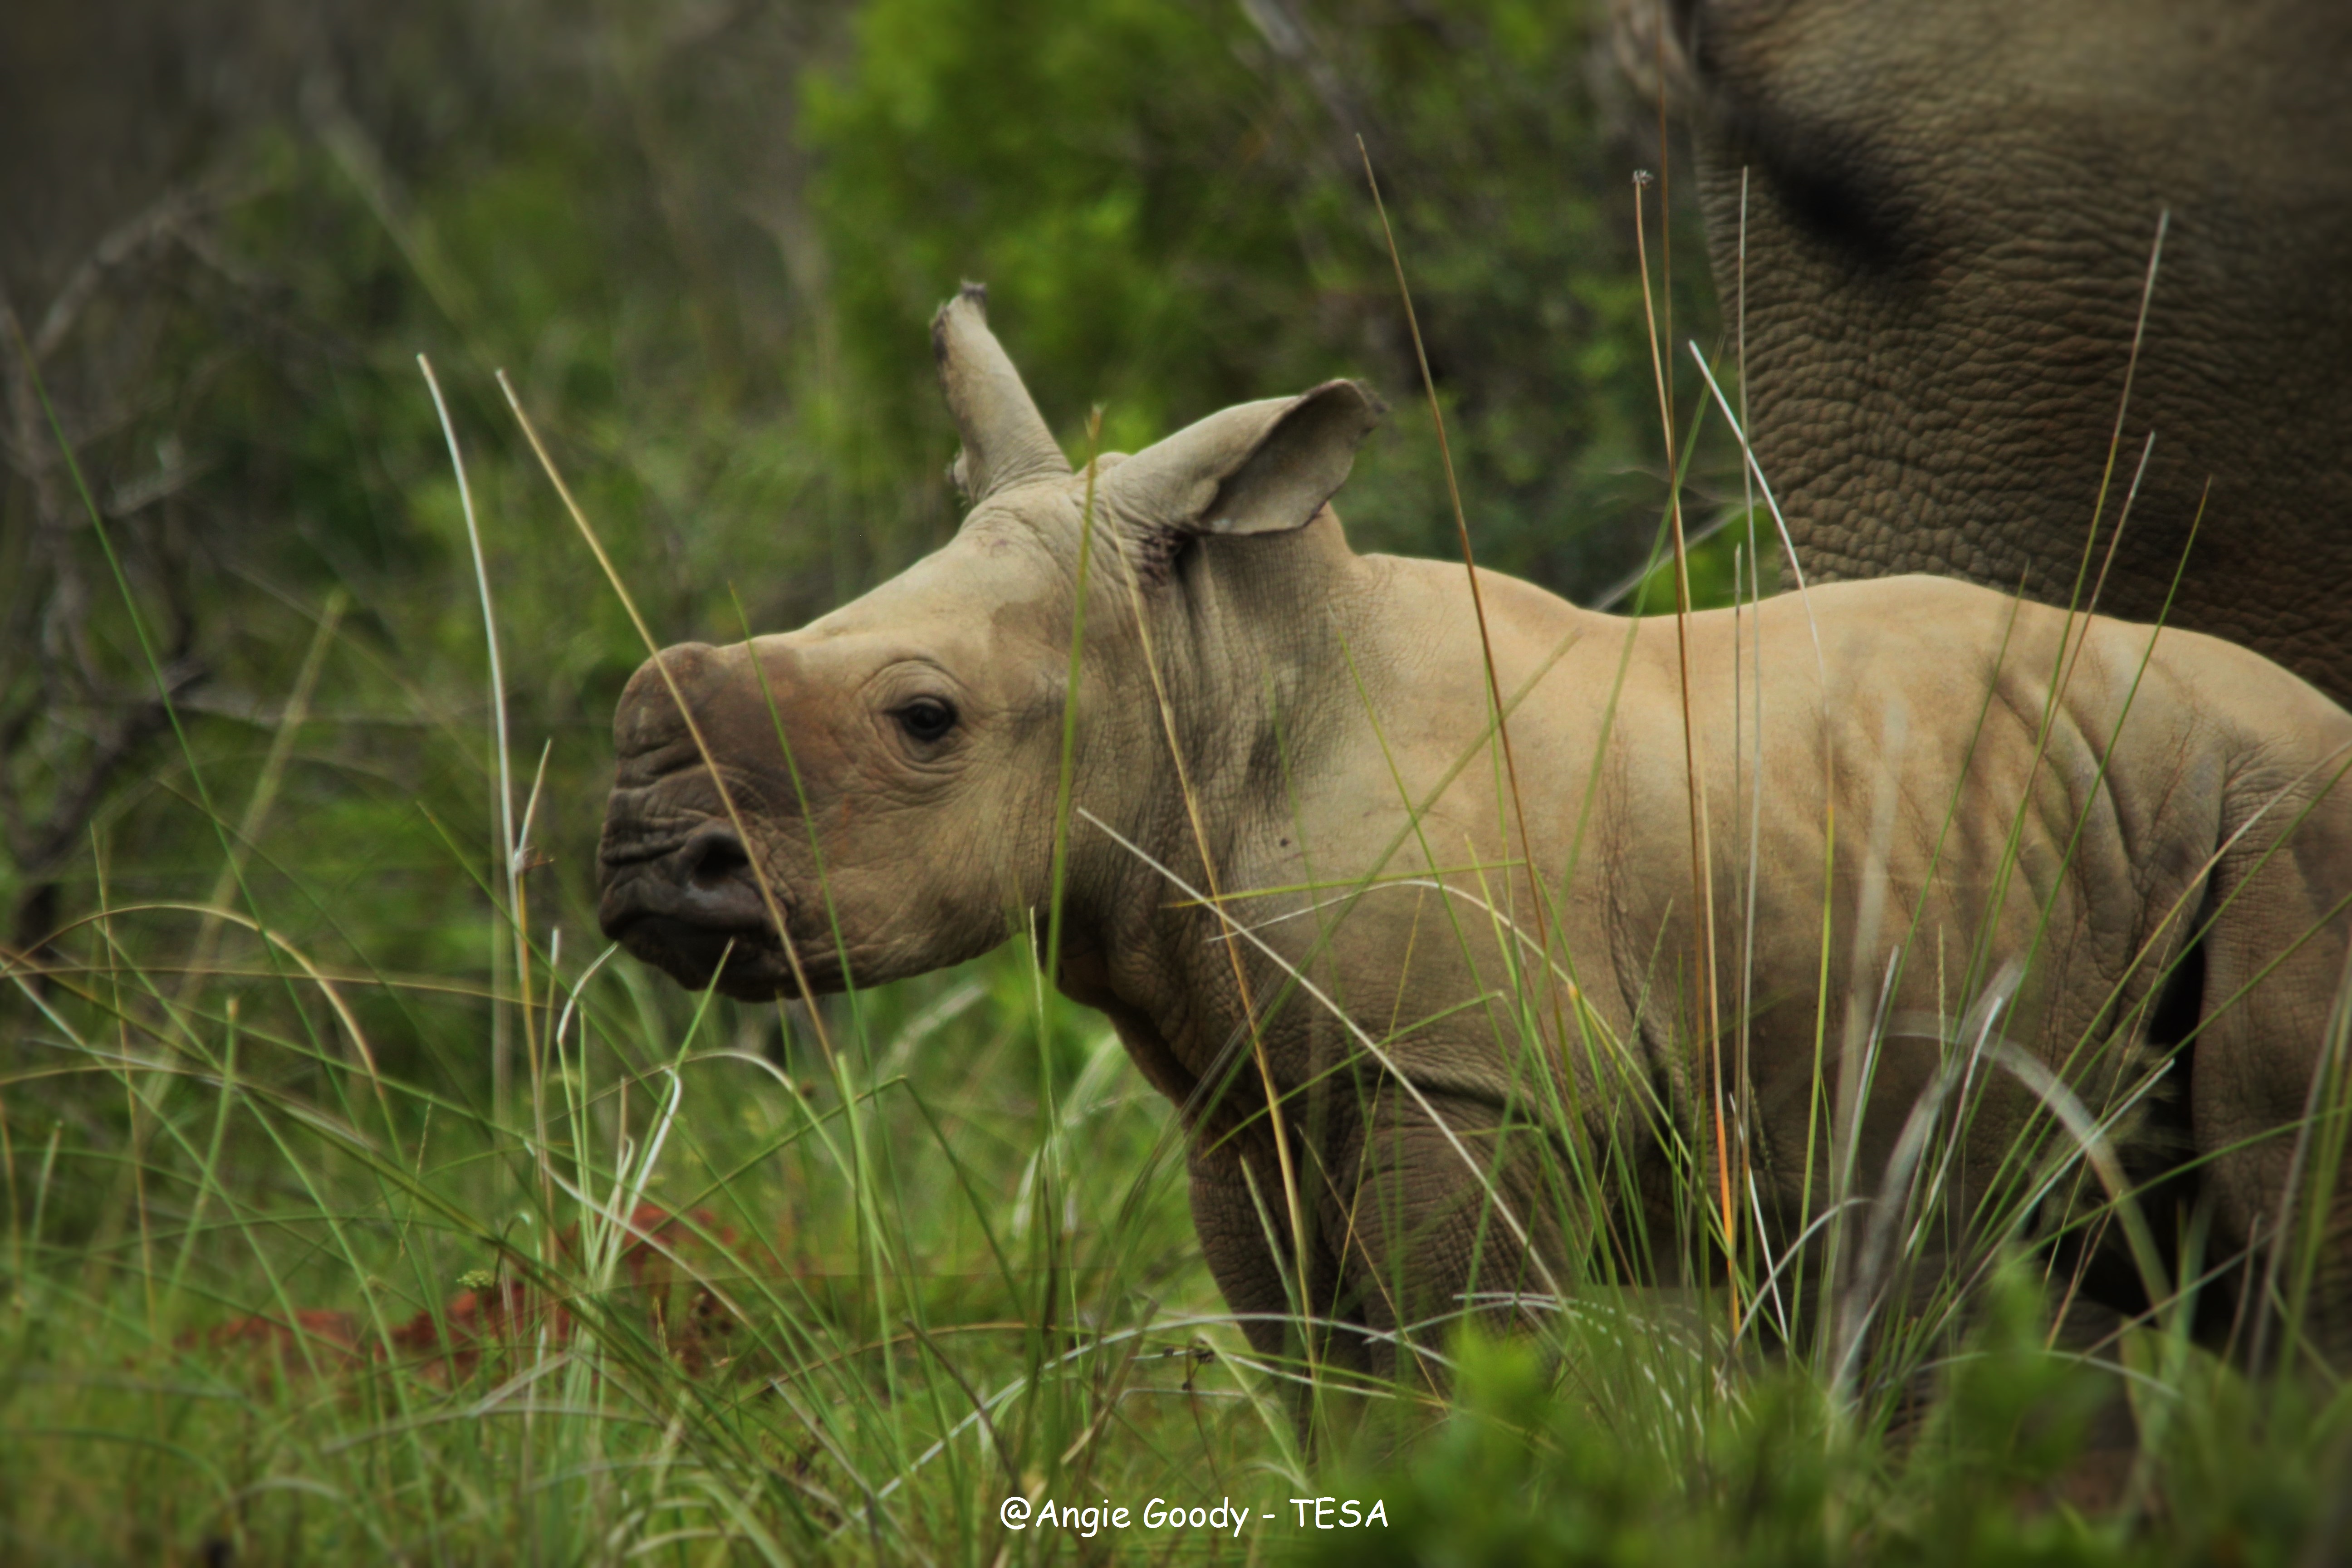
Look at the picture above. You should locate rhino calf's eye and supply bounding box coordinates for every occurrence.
[896,697,958,744]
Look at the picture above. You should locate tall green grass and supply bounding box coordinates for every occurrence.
[0,358,1289,1562]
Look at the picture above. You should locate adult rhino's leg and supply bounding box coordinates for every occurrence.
[2194,786,2352,1369]
[1308,1083,1564,1384]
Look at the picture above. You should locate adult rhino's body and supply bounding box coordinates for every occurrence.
[1625,0,2352,701]
[599,291,2352,1372]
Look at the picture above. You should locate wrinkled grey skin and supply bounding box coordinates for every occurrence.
[1624,0,2352,702]
[599,289,2352,1375]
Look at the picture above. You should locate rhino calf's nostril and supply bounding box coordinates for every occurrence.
[678,827,751,890]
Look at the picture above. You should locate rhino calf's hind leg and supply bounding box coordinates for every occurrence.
[2192,790,2352,1369]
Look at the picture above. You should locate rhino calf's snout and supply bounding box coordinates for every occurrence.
[598,820,773,958]
[673,823,755,896]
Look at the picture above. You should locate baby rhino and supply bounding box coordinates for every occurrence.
[598,287,2352,1379]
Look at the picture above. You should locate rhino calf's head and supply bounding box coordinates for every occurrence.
[597,285,1382,999]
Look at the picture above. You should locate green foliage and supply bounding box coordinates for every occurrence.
[1622,509,1779,616]
[802,0,1720,590]
[1921,1263,2114,1501]
[1298,1276,2352,1568]
[1302,1330,1833,1568]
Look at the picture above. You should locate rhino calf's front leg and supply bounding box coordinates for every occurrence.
[1185,1130,1348,1371]
[1314,1085,1567,1376]
[1189,1085,1563,1383]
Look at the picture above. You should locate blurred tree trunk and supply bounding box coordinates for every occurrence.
[0,0,309,969]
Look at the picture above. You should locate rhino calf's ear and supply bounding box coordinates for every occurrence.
[1101,379,1387,556]
[1203,380,1387,536]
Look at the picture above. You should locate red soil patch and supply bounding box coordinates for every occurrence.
[184,1202,764,1384]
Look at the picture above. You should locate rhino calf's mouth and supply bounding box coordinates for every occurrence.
[597,820,788,996]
